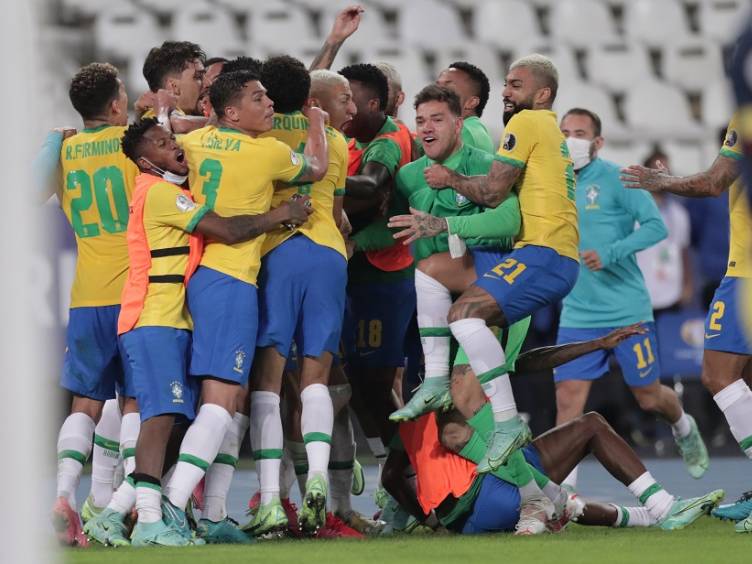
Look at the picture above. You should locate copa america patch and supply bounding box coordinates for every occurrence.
[726,129,738,147]
[175,193,196,212]
[290,151,301,165]
[502,133,516,151]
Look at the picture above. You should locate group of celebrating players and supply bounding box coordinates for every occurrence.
[39,4,752,549]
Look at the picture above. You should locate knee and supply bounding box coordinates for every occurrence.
[581,411,608,433]
[447,299,471,324]
[633,389,660,413]
[439,420,472,453]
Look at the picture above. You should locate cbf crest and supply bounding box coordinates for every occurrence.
[585,184,600,210]
[170,380,184,404]
[233,349,247,374]
[455,192,469,206]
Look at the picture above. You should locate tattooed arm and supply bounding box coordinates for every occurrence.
[620,155,739,198]
[309,5,365,71]
[423,159,521,208]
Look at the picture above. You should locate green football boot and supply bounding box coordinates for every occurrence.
[674,415,709,479]
[197,517,253,544]
[161,497,205,545]
[389,378,450,422]
[80,495,103,525]
[298,474,328,535]
[659,489,725,530]
[82,508,130,547]
[131,520,191,547]
[242,497,288,539]
[351,458,365,496]
[476,415,532,473]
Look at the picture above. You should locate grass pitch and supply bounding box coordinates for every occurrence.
[66,517,743,564]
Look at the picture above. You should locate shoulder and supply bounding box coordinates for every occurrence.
[181,125,213,144]
[396,156,426,181]
[327,127,349,155]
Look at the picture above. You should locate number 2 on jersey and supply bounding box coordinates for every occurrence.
[66,166,129,238]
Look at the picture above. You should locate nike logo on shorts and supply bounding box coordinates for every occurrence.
[705,333,721,339]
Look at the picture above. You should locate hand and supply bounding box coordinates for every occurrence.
[53,127,77,139]
[281,195,313,228]
[302,104,329,128]
[328,5,364,43]
[620,163,669,192]
[599,323,647,350]
[424,164,453,189]
[388,207,448,245]
[134,91,157,115]
[339,210,352,237]
[154,88,178,114]
[345,237,356,259]
[580,250,603,271]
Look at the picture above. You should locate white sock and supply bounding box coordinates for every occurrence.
[167,403,231,510]
[415,270,452,380]
[279,448,297,500]
[161,465,175,500]
[135,481,162,524]
[714,379,752,458]
[562,465,579,490]
[329,404,356,515]
[107,476,136,515]
[301,383,333,480]
[450,318,516,421]
[542,479,566,504]
[670,410,692,439]
[251,392,283,504]
[627,471,675,522]
[120,412,140,476]
[518,479,546,504]
[90,399,121,508]
[611,504,655,527]
[56,412,96,501]
[203,412,249,522]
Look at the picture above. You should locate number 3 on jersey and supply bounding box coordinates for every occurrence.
[67,166,129,238]
[199,158,223,208]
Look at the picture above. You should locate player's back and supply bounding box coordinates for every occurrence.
[60,125,138,307]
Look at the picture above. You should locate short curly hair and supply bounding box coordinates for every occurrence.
[209,70,261,118]
[69,62,121,120]
[143,41,206,92]
[121,117,159,164]
[448,61,490,118]
[261,55,310,114]
[414,84,461,116]
[339,63,388,112]
[220,56,263,76]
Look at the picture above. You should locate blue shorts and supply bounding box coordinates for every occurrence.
[472,245,579,325]
[119,327,197,422]
[61,305,126,401]
[460,445,543,534]
[343,278,417,368]
[187,266,258,384]
[257,236,347,359]
[554,322,660,387]
[705,276,752,355]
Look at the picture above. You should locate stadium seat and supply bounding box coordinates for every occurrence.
[247,1,319,52]
[549,0,620,49]
[94,3,162,63]
[434,42,504,84]
[587,42,654,94]
[663,140,705,176]
[139,0,197,16]
[215,0,258,17]
[663,40,726,93]
[623,80,703,139]
[172,0,245,59]
[474,0,546,52]
[398,0,467,50]
[698,0,752,45]
[60,0,113,20]
[624,0,695,48]
[598,141,652,167]
[701,81,735,130]
[554,82,627,139]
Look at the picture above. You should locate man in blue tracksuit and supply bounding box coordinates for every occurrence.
[553,108,709,489]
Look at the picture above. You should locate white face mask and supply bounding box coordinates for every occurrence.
[142,158,188,185]
[566,137,593,171]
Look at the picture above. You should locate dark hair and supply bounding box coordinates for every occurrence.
[205,56,228,67]
[339,63,389,112]
[260,55,310,114]
[121,117,160,164]
[69,63,121,120]
[448,61,490,118]
[414,84,462,116]
[143,41,206,91]
[209,70,261,118]
[220,56,263,76]
[563,107,602,137]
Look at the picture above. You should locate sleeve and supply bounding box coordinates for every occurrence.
[445,192,521,240]
[495,112,536,169]
[719,114,743,161]
[35,130,63,199]
[601,182,668,267]
[268,139,306,183]
[361,137,402,177]
[147,184,210,233]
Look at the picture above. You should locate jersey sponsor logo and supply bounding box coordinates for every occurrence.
[585,184,600,210]
[175,194,197,212]
[725,129,738,147]
[233,349,247,374]
[170,380,184,404]
[502,133,516,151]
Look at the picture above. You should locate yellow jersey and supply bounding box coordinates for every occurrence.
[496,109,579,261]
[60,124,139,307]
[181,125,306,285]
[720,113,750,278]
[260,111,347,259]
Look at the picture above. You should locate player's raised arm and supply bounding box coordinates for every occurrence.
[294,105,330,183]
[34,128,76,204]
[309,5,365,71]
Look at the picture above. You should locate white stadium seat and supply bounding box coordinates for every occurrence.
[587,42,654,94]
[61,0,114,19]
[94,3,162,63]
[698,0,752,45]
[434,42,504,84]
[549,0,620,49]
[623,79,703,139]
[554,82,627,139]
[399,0,467,50]
[663,140,705,176]
[663,40,726,93]
[624,0,695,48]
[139,0,195,16]
[172,1,245,59]
[701,81,735,130]
[599,141,652,167]
[474,0,546,52]
[247,2,319,52]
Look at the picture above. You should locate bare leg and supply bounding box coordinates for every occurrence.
[630,380,682,423]
[555,380,593,425]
